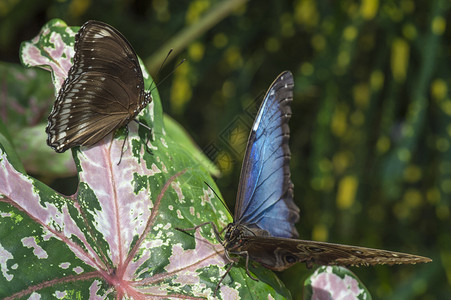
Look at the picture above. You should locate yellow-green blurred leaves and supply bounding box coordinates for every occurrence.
[331,103,348,137]
[223,46,243,70]
[280,13,295,38]
[376,136,391,154]
[436,204,450,220]
[436,138,450,153]
[68,0,91,18]
[402,23,417,40]
[336,175,358,210]
[391,38,410,83]
[311,158,335,192]
[215,150,234,175]
[403,188,423,207]
[265,37,280,53]
[0,0,19,17]
[403,164,422,183]
[312,224,328,242]
[393,188,424,220]
[441,178,451,194]
[186,0,211,25]
[311,34,326,52]
[440,100,451,116]
[431,79,447,101]
[441,250,451,286]
[337,50,351,71]
[400,0,415,14]
[397,147,411,162]
[427,187,441,205]
[188,42,205,62]
[353,83,370,109]
[300,62,314,76]
[294,0,318,28]
[343,26,358,41]
[432,16,446,36]
[382,2,405,22]
[360,0,379,20]
[152,0,170,22]
[170,63,192,114]
[370,70,385,91]
[333,151,353,174]
[213,32,228,48]
[221,80,236,99]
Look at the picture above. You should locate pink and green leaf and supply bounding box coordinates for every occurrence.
[304,266,372,300]
[0,19,290,299]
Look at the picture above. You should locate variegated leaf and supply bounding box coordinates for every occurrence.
[0,19,290,299]
[304,266,372,300]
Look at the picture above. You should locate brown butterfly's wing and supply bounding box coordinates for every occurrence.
[236,236,432,271]
[46,20,151,152]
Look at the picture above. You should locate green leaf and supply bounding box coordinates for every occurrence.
[0,18,291,299]
[0,118,25,173]
[163,113,221,177]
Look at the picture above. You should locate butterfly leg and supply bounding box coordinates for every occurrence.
[214,251,257,295]
[214,262,235,295]
[133,118,154,155]
[231,250,258,281]
[144,132,153,155]
[117,125,130,165]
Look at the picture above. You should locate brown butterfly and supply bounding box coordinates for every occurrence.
[221,224,432,272]
[46,20,152,153]
[178,71,431,293]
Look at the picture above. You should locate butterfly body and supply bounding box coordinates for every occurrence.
[46,20,152,152]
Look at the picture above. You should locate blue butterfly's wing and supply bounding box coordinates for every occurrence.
[234,71,299,239]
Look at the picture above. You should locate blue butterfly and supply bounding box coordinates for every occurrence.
[179,71,430,292]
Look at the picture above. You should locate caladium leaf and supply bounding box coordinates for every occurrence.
[303,266,372,300]
[0,61,75,177]
[0,18,291,299]
[20,19,76,94]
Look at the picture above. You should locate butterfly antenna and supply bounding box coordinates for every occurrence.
[148,58,186,94]
[150,58,186,91]
[159,48,173,75]
[148,49,173,91]
[204,181,233,217]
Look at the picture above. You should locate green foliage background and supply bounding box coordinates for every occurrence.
[1,0,449,299]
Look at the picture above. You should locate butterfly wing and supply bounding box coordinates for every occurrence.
[223,72,431,278]
[237,236,432,271]
[46,20,151,152]
[234,71,299,239]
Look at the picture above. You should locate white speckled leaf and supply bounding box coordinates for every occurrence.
[20,19,77,94]
[0,19,291,299]
[304,266,372,300]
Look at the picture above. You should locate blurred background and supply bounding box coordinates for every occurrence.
[0,0,449,298]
